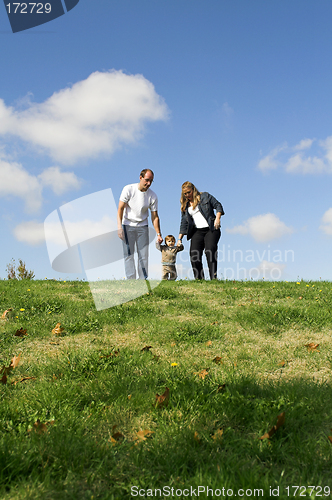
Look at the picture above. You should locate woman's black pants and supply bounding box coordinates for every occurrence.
[189,227,221,280]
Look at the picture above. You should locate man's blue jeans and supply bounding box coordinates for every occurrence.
[122,225,149,279]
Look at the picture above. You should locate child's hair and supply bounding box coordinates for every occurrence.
[165,234,175,243]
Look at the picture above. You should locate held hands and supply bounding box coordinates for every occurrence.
[157,234,163,244]
[177,239,183,246]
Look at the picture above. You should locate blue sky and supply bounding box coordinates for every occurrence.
[1,0,332,282]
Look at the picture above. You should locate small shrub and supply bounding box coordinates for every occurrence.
[6,259,35,280]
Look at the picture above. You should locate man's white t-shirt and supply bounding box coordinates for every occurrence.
[120,183,158,227]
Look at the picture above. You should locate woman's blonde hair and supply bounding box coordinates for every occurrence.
[180,181,201,212]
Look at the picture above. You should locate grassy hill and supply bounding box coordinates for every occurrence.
[1,279,332,499]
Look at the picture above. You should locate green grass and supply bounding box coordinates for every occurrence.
[1,279,332,499]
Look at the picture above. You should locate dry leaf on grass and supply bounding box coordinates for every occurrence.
[278,360,286,367]
[109,425,124,444]
[328,430,332,444]
[1,354,22,383]
[52,323,64,336]
[12,376,36,386]
[260,412,285,440]
[206,340,213,346]
[194,369,209,380]
[15,328,27,337]
[135,429,154,442]
[213,356,222,364]
[10,354,21,369]
[155,387,169,408]
[28,419,54,434]
[1,308,12,319]
[141,345,153,352]
[305,343,320,352]
[194,431,201,442]
[100,350,120,359]
[212,429,224,441]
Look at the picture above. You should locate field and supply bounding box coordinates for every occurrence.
[1,279,332,499]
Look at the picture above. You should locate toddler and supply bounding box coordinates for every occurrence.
[156,235,184,280]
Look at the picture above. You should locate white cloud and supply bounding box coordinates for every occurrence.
[61,215,117,246]
[293,138,314,151]
[13,220,45,245]
[26,214,111,251]
[257,144,287,172]
[38,166,82,195]
[0,159,83,212]
[226,213,293,243]
[14,215,117,246]
[285,153,327,174]
[0,158,42,213]
[258,136,332,174]
[254,260,286,279]
[319,208,332,236]
[0,70,169,165]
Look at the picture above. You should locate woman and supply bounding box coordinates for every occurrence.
[178,181,224,280]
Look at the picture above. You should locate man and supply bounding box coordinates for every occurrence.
[117,169,163,279]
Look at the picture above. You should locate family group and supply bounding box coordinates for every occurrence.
[117,169,225,281]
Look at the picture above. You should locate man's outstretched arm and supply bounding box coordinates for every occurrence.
[117,201,126,240]
[151,211,163,243]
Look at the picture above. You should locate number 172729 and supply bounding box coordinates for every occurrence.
[6,3,52,14]
[285,486,330,496]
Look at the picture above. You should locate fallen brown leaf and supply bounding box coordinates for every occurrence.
[135,429,154,442]
[260,412,285,440]
[278,360,286,367]
[305,343,320,352]
[213,356,222,364]
[0,364,12,384]
[10,354,21,369]
[212,428,224,441]
[100,350,120,359]
[1,308,12,319]
[12,376,36,385]
[194,431,200,442]
[52,323,64,336]
[206,340,213,346]
[194,369,209,380]
[111,427,124,442]
[155,387,169,408]
[15,328,27,337]
[141,345,153,352]
[29,419,54,434]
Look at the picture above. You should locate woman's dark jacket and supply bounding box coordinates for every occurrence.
[179,192,225,241]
